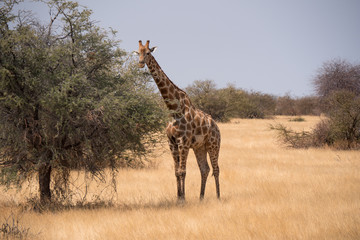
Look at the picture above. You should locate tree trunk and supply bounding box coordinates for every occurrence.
[39,163,52,204]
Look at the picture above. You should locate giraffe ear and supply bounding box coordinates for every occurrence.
[150,47,157,53]
[132,51,139,56]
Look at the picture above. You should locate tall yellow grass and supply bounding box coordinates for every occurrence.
[1,116,359,239]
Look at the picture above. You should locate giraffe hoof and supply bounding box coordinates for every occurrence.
[177,198,186,204]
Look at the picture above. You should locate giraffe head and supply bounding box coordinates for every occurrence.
[134,40,157,68]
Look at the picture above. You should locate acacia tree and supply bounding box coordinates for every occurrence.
[0,0,166,203]
[313,59,360,99]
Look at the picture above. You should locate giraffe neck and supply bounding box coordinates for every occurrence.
[146,54,193,118]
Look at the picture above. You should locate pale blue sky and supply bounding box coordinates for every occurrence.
[12,0,360,96]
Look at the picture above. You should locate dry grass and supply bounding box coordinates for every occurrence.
[1,116,359,239]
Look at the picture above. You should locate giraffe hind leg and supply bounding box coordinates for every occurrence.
[194,147,210,200]
[208,148,220,199]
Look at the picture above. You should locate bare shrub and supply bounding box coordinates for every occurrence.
[270,124,313,148]
[312,120,332,147]
[275,94,297,115]
[272,113,360,150]
[0,213,33,239]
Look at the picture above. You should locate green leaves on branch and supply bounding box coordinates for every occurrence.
[0,0,167,199]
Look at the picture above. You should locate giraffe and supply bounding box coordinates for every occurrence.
[134,40,221,200]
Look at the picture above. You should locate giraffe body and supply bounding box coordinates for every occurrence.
[135,40,220,200]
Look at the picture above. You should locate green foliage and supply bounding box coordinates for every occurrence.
[275,94,296,115]
[294,96,320,115]
[0,0,167,201]
[187,80,320,121]
[186,80,228,121]
[275,94,320,116]
[324,90,360,148]
[245,91,276,118]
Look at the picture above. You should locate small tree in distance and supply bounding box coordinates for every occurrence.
[314,59,360,148]
[313,59,360,100]
[273,59,360,149]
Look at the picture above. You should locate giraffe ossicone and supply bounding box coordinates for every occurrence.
[136,40,221,200]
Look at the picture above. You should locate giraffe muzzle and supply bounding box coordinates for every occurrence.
[138,62,145,68]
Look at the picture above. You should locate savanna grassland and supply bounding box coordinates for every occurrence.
[1,116,359,240]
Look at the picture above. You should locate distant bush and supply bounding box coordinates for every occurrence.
[186,80,228,121]
[275,94,297,115]
[294,96,321,115]
[245,91,277,118]
[312,120,333,147]
[219,87,273,119]
[324,90,360,148]
[186,80,322,121]
[289,117,306,122]
[275,94,320,116]
[186,81,277,121]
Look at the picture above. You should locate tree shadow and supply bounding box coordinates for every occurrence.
[19,196,226,213]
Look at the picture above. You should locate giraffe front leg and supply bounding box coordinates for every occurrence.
[168,138,182,199]
[177,144,190,201]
